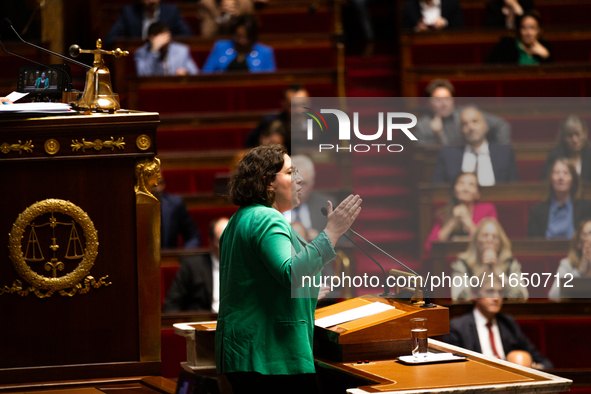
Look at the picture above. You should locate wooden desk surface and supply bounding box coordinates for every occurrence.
[317,339,571,393]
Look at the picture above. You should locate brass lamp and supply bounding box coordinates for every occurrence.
[69,39,128,112]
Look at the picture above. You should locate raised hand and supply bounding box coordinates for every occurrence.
[324,194,362,247]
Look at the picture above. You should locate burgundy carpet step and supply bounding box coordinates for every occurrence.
[353,186,410,198]
[345,55,397,70]
[346,88,399,98]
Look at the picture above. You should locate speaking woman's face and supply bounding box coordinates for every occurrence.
[269,155,302,213]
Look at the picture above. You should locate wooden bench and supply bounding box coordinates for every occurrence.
[429,238,570,298]
[93,0,337,39]
[124,69,338,113]
[400,28,591,69]
[418,182,591,253]
[402,63,591,97]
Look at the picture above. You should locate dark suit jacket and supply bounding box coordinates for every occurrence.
[432,143,520,184]
[487,37,553,64]
[441,312,553,369]
[527,199,591,237]
[402,0,464,30]
[162,253,213,312]
[105,3,192,46]
[485,0,535,28]
[542,148,591,182]
[161,192,201,249]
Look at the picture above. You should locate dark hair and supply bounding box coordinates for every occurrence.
[546,157,582,201]
[232,14,258,44]
[557,114,589,156]
[228,144,287,206]
[284,84,306,99]
[425,79,455,97]
[147,22,170,37]
[441,172,480,223]
[517,10,542,40]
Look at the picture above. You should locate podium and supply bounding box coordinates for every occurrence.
[0,112,171,391]
[176,293,570,393]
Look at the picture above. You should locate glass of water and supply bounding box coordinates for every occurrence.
[410,317,428,359]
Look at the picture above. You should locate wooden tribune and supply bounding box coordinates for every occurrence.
[314,296,449,362]
[0,112,164,387]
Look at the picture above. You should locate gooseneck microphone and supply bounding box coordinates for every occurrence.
[0,36,74,91]
[2,18,90,70]
[321,206,436,307]
[321,206,394,297]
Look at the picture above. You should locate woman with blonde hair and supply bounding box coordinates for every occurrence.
[528,157,591,238]
[451,218,528,300]
[549,218,591,300]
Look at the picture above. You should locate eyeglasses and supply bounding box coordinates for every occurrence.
[275,166,300,181]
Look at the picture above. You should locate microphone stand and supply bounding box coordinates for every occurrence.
[3,18,90,70]
[0,37,74,91]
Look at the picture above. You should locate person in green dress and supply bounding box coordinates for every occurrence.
[215,144,362,393]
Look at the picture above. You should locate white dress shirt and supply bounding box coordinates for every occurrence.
[420,0,442,26]
[473,307,506,360]
[211,254,220,313]
[462,140,496,186]
[284,203,312,229]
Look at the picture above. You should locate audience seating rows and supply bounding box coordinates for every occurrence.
[400,29,591,68]
[94,0,336,39]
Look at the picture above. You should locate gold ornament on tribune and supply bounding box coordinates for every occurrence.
[2,199,111,298]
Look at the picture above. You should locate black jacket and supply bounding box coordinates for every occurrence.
[441,312,553,369]
[432,143,520,184]
[162,254,213,312]
[487,36,553,64]
[402,0,464,30]
[542,148,591,182]
[527,199,591,237]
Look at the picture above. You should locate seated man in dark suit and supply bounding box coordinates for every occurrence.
[432,107,519,186]
[442,273,553,370]
[162,217,229,312]
[105,0,192,47]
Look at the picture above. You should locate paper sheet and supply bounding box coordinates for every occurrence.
[0,102,72,112]
[315,302,395,328]
[6,91,28,102]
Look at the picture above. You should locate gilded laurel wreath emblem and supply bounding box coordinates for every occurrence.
[2,199,110,298]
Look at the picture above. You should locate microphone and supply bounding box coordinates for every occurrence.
[0,34,74,91]
[321,206,436,307]
[321,206,394,297]
[2,18,90,70]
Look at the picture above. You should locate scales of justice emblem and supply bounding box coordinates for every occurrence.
[2,199,111,298]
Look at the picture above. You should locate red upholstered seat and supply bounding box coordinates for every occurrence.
[134,83,336,114]
[188,206,239,248]
[161,328,186,379]
[544,318,591,368]
[163,168,231,194]
[417,77,591,98]
[157,127,252,151]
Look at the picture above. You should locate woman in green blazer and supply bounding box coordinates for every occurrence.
[215,144,362,393]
